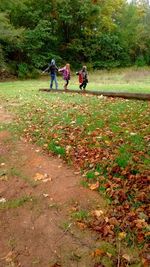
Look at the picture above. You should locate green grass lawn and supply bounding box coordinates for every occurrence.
[1,67,150,93]
[0,68,150,260]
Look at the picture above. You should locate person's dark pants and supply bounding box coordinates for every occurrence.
[80,80,87,90]
[64,79,69,90]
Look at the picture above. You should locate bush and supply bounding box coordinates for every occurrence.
[135,55,147,67]
[18,63,29,79]
[0,45,6,70]
[17,63,40,79]
[27,68,40,79]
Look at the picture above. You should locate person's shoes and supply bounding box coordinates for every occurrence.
[79,86,82,90]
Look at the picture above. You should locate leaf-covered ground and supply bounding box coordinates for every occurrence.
[0,79,150,266]
[22,97,150,244]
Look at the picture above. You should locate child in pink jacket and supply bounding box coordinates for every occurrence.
[59,63,70,90]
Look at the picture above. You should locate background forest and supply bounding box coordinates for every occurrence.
[0,0,150,78]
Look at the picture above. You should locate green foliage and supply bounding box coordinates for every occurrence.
[0,0,150,75]
[0,44,5,69]
[18,63,29,79]
[86,171,96,180]
[135,55,147,66]
[48,141,66,156]
[115,145,132,168]
[71,209,89,221]
[17,63,39,79]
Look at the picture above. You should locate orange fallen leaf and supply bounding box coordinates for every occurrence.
[89,181,99,190]
[142,258,150,267]
[92,248,105,257]
[34,172,51,182]
[76,222,87,229]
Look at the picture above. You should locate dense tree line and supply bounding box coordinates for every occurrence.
[0,0,150,77]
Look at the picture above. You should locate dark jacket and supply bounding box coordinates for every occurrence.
[44,64,58,75]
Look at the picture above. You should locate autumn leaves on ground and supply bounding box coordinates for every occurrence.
[0,77,150,267]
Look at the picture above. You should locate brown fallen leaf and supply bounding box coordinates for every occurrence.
[89,181,99,190]
[92,210,104,218]
[76,222,87,229]
[141,258,150,267]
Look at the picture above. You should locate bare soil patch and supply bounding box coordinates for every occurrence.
[0,113,106,266]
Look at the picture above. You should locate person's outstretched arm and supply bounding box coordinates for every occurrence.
[42,65,50,73]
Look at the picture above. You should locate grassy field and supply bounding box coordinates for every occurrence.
[0,68,150,265]
[1,67,150,93]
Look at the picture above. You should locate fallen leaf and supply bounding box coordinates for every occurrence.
[34,172,45,181]
[122,254,131,262]
[92,210,104,218]
[0,175,8,181]
[0,197,6,203]
[43,194,49,198]
[58,165,62,168]
[106,252,112,258]
[34,173,51,182]
[130,132,137,136]
[118,232,126,240]
[42,178,52,183]
[141,258,150,267]
[89,181,99,190]
[74,171,80,175]
[92,248,105,257]
[76,222,87,229]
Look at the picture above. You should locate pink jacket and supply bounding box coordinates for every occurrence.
[59,67,70,80]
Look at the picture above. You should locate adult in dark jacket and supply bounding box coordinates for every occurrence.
[43,59,58,89]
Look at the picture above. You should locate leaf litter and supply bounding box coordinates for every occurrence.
[4,92,150,265]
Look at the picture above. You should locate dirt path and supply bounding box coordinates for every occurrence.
[0,107,106,267]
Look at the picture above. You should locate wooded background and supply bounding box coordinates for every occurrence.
[0,0,150,78]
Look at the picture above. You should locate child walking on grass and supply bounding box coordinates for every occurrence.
[59,63,71,90]
[76,65,88,90]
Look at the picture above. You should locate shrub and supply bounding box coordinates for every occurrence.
[135,55,147,67]
[18,63,29,79]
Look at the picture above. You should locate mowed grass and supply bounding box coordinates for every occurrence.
[0,68,150,257]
